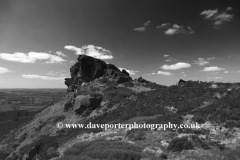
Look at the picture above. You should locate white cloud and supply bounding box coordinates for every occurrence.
[164,54,169,57]
[200,8,234,28]
[64,45,82,54]
[0,52,66,63]
[193,58,209,66]
[134,27,145,32]
[207,57,215,61]
[0,67,12,74]
[226,7,232,11]
[147,71,174,76]
[161,62,191,70]
[224,71,229,73]
[214,77,223,79]
[56,51,67,57]
[163,24,194,35]
[156,71,174,76]
[200,9,218,19]
[64,45,113,59]
[22,75,65,80]
[201,66,225,72]
[144,21,150,26]
[165,28,178,35]
[156,23,170,28]
[119,67,139,75]
[47,71,69,77]
[134,20,150,32]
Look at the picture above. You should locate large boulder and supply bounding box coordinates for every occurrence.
[73,94,103,114]
[64,55,132,91]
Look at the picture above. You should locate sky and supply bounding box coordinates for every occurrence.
[0,0,240,88]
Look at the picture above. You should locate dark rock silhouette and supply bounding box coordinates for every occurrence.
[137,77,150,83]
[121,69,130,76]
[177,79,186,87]
[26,145,41,160]
[65,55,131,91]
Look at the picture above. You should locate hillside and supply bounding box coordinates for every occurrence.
[1,55,240,160]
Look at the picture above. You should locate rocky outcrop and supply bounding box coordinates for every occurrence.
[177,79,186,87]
[73,94,103,115]
[136,77,150,83]
[64,55,132,91]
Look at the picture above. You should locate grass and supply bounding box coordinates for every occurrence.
[62,139,143,160]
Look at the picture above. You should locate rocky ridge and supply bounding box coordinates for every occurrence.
[65,55,132,92]
[0,55,240,160]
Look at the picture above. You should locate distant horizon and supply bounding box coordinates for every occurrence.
[1,79,240,89]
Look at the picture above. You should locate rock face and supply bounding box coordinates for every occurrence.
[73,94,103,115]
[177,79,186,87]
[65,55,132,91]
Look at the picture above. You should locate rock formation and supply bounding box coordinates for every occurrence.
[177,79,186,87]
[65,55,132,91]
[73,94,103,115]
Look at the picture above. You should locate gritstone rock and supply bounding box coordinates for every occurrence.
[177,79,186,87]
[64,55,132,91]
[74,94,103,114]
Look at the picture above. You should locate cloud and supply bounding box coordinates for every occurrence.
[0,67,12,74]
[193,57,216,66]
[47,71,69,77]
[226,7,232,11]
[147,71,174,76]
[0,52,66,63]
[119,67,139,75]
[208,77,223,79]
[224,71,229,73]
[207,57,215,61]
[200,8,234,28]
[201,66,225,72]
[193,58,209,66]
[22,75,65,80]
[161,62,191,70]
[134,20,150,32]
[64,45,82,54]
[200,9,218,19]
[156,71,174,76]
[64,45,113,59]
[159,24,194,35]
[214,77,223,79]
[165,57,177,62]
[156,23,170,29]
[134,27,146,32]
[163,55,177,61]
[56,51,67,57]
